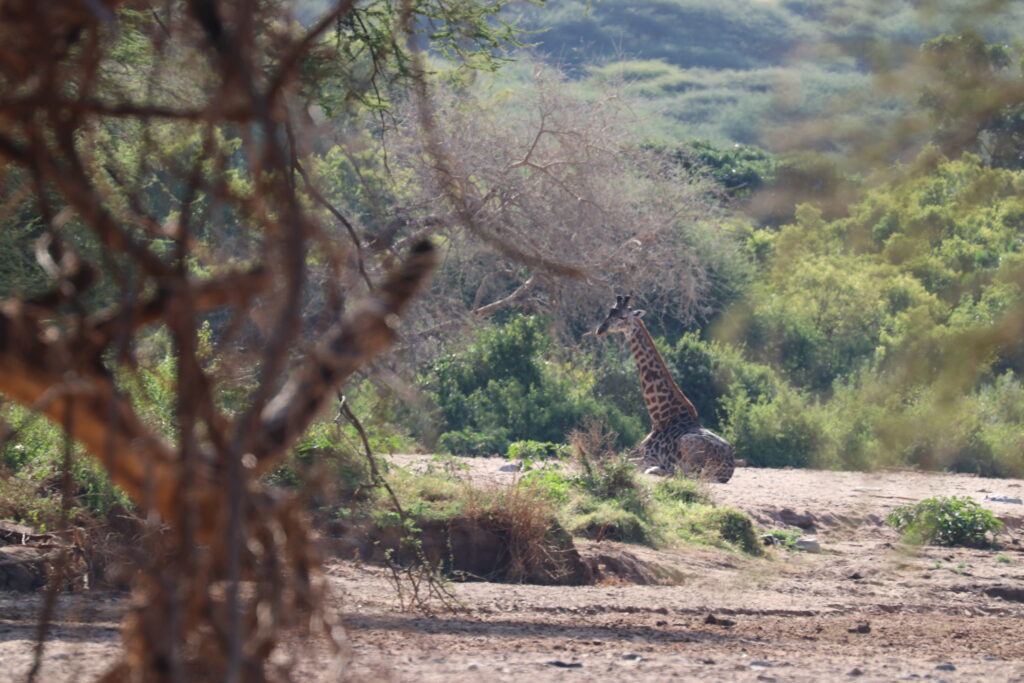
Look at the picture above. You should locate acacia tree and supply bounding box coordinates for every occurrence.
[371,67,726,336]
[0,0,526,679]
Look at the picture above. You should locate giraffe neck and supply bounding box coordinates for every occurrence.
[626,321,699,431]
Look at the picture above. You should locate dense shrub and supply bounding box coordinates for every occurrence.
[0,405,130,529]
[425,316,644,454]
[669,332,779,431]
[886,496,1003,548]
[722,385,825,468]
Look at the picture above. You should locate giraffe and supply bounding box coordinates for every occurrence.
[596,295,735,483]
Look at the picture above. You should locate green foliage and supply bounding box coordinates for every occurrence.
[648,139,777,198]
[764,527,804,550]
[668,332,779,431]
[524,0,814,72]
[568,502,650,544]
[691,152,1024,475]
[438,429,509,457]
[572,454,647,516]
[722,384,824,468]
[692,507,762,555]
[559,449,760,553]
[514,1,1024,154]
[0,405,130,529]
[653,476,708,505]
[886,496,1003,548]
[918,31,1024,169]
[426,316,644,454]
[506,440,571,465]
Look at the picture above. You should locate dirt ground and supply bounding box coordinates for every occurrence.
[3,462,1024,681]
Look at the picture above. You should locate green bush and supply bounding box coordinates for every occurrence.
[662,503,763,555]
[506,440,570,465]
[886,496,1003,548]
[426,316,644,454]
[0,405,130,527]
[573,455,648,516]
[722,384,825,468]
[669,332,779,431]
[701,507,763,555]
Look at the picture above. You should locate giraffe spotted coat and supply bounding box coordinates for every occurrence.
[596,296,735,483]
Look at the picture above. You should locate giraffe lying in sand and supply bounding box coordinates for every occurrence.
[596,295,735,483]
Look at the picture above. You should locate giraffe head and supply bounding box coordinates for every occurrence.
[595,295,645,336]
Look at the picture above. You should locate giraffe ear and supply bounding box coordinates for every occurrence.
[631,309,646,318]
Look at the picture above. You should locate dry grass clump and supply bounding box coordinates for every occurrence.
[361,465,589,586]
[461,481,585,584]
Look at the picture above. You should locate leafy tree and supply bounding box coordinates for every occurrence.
[918,31,1024,169]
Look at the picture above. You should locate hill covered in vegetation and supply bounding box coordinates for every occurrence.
[510,0,1024,149]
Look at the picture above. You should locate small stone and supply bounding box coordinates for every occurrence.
[704,613,736,626]
[984,495,1022,504]
[621,653,643,662]
[848,571,863,580]
[935,663,956,671]
[498,462,520,472]
[848,668,864,677]
[750,660,774,667]
[467,663,480,671]
[848,622,871,634]
[546,661,582,668]
[795,538,822,553]
[701,658,716,665]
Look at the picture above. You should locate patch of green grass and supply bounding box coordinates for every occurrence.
[566,500,650,544]
[996,555,1012,563]
[653,476,708,505]
[379,466,465,521]
[350,425,763,562]
[763,527,803,550]
[556,465,760,555]
[654,502,763,555]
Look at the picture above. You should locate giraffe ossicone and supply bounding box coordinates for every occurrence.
[596,295,735,483]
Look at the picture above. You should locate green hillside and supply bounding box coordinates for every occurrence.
[510,0,1024,148]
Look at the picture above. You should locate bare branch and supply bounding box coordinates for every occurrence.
[252,240,436,472]
[474,275,537,318]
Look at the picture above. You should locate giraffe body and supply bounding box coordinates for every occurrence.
[596,296,735,483]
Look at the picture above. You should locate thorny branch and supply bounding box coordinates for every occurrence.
[336,395,459,612]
